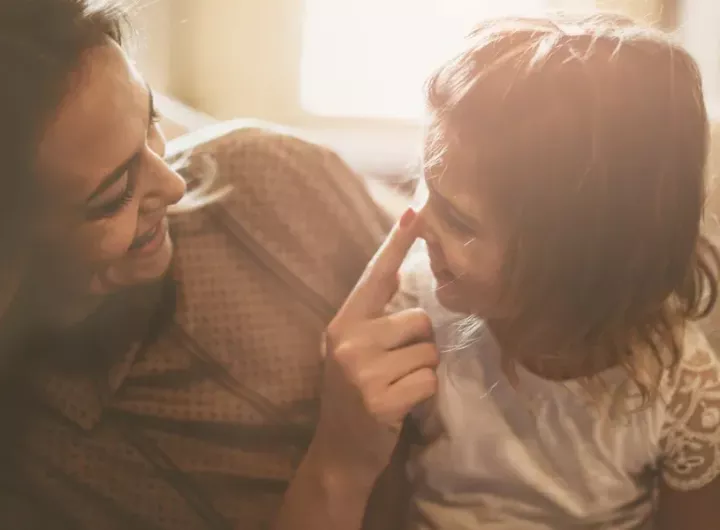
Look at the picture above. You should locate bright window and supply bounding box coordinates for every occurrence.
[300,0,568,120]
[676,0,720,114]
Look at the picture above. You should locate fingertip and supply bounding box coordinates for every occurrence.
[399,207,416,228]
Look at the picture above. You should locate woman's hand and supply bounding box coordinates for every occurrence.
[274,208,437,530]
[313,208,439,476]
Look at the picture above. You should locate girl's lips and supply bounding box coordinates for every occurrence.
[429,257,456,284]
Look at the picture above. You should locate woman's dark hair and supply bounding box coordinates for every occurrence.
[425,13,720,401]
[0,0,130,362]
[0,0,128,256]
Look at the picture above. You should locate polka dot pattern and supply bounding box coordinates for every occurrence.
[5,126,391,529]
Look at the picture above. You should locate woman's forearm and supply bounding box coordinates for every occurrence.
[271,444,379,530]
[271,210,431,530]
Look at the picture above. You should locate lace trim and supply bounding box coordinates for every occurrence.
[660,330,720,491]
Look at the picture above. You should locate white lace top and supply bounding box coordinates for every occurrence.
[393,246,720,530]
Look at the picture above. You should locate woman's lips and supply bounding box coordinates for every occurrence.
[128,219,166,256]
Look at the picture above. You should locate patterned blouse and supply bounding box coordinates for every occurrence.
[0,125,392,530]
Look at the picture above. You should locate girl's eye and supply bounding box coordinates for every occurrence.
[445,214,474,235]
[85,172,137,220]
[150,108,162,124]
[426,188,475,236]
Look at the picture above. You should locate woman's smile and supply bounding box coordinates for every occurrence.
[128,217,167,256]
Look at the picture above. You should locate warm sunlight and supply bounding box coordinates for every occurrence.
[301,0,550,120]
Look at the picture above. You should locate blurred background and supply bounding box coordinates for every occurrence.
[131,0,718,171]
[129,0,720,339]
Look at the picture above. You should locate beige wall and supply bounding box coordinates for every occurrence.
[128,0,175,93]
[596,0,662,21]
[170,0,306,124]
[132,0,662,125]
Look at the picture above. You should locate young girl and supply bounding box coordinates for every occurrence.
[397,13,720,529]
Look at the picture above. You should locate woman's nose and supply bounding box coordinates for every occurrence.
[140,151,187,213]
[158,164,187,206]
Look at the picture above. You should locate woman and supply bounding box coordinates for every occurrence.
[0,1,438,529]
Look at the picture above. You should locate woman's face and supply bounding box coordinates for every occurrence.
[418,166,508,317]
[33,40,186,299]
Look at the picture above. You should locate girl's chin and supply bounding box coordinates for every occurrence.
[434,282,469,312]
[434,283,500,318]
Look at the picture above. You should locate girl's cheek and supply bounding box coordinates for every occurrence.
[444,240,475,278]
[467,238,505,283]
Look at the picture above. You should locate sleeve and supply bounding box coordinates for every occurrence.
[659,326,720,491]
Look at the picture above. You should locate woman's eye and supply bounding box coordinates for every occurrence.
[85,173,136,220]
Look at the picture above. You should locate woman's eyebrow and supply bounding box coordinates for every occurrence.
[85,86,154,203]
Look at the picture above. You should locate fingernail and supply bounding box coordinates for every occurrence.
[399,207,416,228]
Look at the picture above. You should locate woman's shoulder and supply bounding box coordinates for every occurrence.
[169,121,392,319]
[168,120,372,198]
[172,121,390,240]
[166,120,328,165]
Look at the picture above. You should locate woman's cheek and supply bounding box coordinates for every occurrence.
[75,212,138,262]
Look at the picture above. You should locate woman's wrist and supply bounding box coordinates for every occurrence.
[272,440,382,530]
[303,439,382,496]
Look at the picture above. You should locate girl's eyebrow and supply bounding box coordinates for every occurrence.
[426,178,478,227]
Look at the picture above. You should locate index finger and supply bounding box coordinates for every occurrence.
[337,208,420,323]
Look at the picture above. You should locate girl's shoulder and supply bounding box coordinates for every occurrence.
[662,323,720,402]
[658,322,720,491]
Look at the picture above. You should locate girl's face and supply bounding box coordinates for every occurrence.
[418,167,509,318]
[32,40,186,302]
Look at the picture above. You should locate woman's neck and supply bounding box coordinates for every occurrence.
[45,293,106,328]
[5,274,175,373]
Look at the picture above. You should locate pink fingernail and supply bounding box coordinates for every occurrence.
[399,207,416,228]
